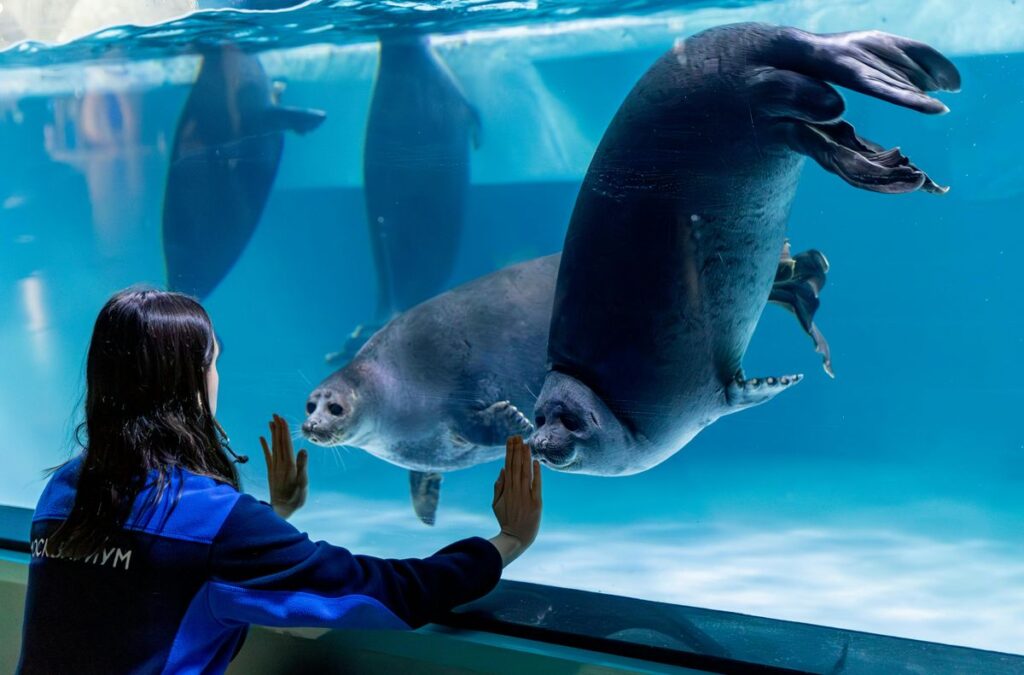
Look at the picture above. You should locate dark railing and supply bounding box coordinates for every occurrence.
[2,504,1020,674]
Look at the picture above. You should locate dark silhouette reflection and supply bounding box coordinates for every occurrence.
[162,43,324,299]
[332,34,481,362]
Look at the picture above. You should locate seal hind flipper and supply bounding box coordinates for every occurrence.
[771,244,834,377]
[770,26,960,114]
[262,105,326,135]
[460,401,535,447]
[788,119,947,194]
[410,470,442,526]
[726,372,803,413]
[325,322,385,364]
[751,66,947,193]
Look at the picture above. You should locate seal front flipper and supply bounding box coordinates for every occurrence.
[262,105,326,135]
[771,242,834,377]
[460,401,535,447]
[725,372,803,413]
[410,470,442,526]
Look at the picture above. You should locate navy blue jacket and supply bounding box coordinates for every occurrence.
[17,456,502,674]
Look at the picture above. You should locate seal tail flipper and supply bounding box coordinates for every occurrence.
[773,27,960,114]
[725,372,803,413]
[410,470,442,526]
[263,105,327,135]
[770,245,834,378]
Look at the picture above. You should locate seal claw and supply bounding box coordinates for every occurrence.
[727,371,803,411]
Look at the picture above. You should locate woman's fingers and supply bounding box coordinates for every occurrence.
[519,438,530,488]
[296,448,309,484]
[505,436,514,483]
[270,418,281,464]
[531,459,541,501]
[260,436,272,469]
[493,468,505,503]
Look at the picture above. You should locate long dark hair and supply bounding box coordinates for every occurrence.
[50,288,240,557]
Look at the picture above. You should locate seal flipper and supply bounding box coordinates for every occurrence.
[771,244,834,377]
[754,67,947,194]
[262,105,326,135]
[460,401,535,447]
[726,371,803,413]
[773,26,961,114]
[790,119,947,194]
[410,470,442,526]
[325,322,385,365]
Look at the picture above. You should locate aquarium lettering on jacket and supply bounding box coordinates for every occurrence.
[30,538,133,571]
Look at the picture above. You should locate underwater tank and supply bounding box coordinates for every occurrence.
[0,0,1021,663]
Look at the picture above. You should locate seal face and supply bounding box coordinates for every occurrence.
[530,23,960,475]
[162,45,324,299]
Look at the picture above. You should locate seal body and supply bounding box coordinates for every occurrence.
[304,254,555,523]
[531,23,959,475]
[162,45,324,299]
[363,36,481,322]
[303,245,829,523]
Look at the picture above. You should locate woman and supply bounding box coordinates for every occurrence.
[17,289,542,674]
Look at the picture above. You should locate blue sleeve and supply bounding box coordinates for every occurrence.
[206,494,503,629]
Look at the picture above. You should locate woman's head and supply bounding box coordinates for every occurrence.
[53,288,238,557]
[86,289,220,421]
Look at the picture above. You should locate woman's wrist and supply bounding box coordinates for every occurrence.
[272,501,296,520]
[488,531,527,568]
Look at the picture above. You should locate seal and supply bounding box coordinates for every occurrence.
[304,254,555,525]
[529,23,960,475]
[162,44,325,299]
[302,244,830,524]
[330,35,481,362]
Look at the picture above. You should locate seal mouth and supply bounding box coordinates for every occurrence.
[535,450,580,472]
[302,427,342,447]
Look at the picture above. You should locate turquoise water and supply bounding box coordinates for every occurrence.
[1,0,1023,655]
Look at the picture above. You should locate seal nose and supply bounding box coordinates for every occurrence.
[529,432,577,469]
[302,419,319,436]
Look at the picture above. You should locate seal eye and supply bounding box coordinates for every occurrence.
[561,415,581,433]
[535,415,546,427]
[328,403,344,416]
[306,402,315,415]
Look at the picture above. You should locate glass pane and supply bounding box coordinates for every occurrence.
[0,0,1020,657]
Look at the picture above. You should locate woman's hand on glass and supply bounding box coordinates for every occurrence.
[489,435,542,567]
[260,413,309,520]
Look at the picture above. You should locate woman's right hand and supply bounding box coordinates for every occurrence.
[489,436,542,567]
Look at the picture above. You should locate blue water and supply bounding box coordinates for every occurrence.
[1,0,1023,656]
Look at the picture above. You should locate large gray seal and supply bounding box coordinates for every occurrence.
[529,23,960,475]
[302,245,830,524]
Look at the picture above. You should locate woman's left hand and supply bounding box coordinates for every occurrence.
[261,413,309,520]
